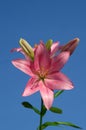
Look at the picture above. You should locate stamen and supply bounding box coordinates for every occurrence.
[37,67,49,80]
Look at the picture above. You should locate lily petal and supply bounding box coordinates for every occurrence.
[11,47,32,60]
[45,72,73,90]
[12,59,34,76]
[50,52,70,72]
[47,72,73,85]
[22,77,39,96]
[45,79,73,90]
[34,43,51,71]
[11,47,22,52]
[50,42,59,56]
[39,80,54,110]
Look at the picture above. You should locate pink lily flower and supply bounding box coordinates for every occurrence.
[11,39,79,110]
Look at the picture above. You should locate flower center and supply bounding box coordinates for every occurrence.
[37,67,48,81]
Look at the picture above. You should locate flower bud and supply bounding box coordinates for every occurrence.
[19,38,34,60]
[45,39,53,50]
[60,38,80,55]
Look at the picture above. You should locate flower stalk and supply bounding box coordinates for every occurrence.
[39,98,43,130]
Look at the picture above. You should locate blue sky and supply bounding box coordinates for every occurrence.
[0,0,85,130]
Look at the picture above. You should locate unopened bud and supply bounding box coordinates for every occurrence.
[19,38,34,60]
[45,39,53,50]
[61,38,80,55]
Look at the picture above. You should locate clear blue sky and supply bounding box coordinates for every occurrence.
[0,0,85,130]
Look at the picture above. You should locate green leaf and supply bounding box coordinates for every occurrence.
[22,101,40,115]
[40,121,82,129]
[54,90,64,98]
[58,122,82,129]
[50,106,62,114]
[45,39,53,50]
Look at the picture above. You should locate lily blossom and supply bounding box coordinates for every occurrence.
[11,38,79,109]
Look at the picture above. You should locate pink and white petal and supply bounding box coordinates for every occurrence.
[44,77,73,90]
[11,47,22,52]
[12,59,35,76]
[22,78,39,96]
[50,42,59,57]
[50,52,70,72]
[39,81,54,110]
[11,47,31,60]
[34,43,51,71]
[47,72,73,85]
[11,47,27,56]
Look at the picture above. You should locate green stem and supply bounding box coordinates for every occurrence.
[39,98,43,130]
